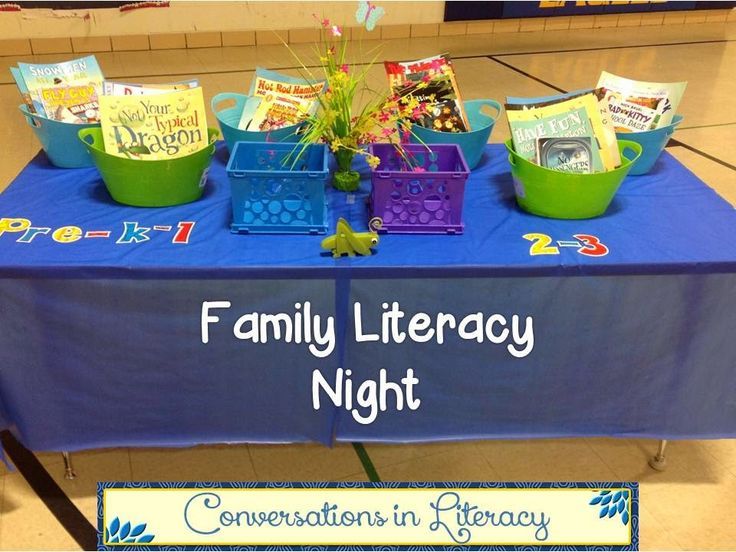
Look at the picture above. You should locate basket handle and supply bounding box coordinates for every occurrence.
[621,144,642,163]
[78,127,99,148]
[479,100,502,121]
[666,115,684,137]
[211,92,244,115]
[507,153,516,167]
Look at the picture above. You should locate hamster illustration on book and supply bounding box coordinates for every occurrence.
[99,87,209,160]
[238,67,325,130]
[13,55,104,119]
[596,71,687,132]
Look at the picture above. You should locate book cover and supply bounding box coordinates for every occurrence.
[384,53,470,132]
[506,97,608,173]
[596,71,687,132]
[248,93,313,132]
[39,84,99,123]
[507,91,621,169]
[102,79,199,96]
[18,55,104,118]
[10,67,34,113]
[99,87,208,161]
[240,68,324,130]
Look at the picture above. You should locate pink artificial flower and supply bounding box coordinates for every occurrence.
[378,111,391,123]
[401,129,411,143]
[327,46,336,56]
[413,167,426,172]
[411,107,424,120]
[381,127,395,138]
[340,63,349,73]
[332,25,342,37]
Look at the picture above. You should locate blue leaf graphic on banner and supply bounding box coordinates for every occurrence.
[109,536,119,544]
[600,505,609,517]
[618,500,625,513]
[130,523,146,537]
[120,521,131,540]
[600,490,611,495]
[613,490,622,502]
[601,494,612,505]
[109,517,120,538]
[590,495,602,505]
[609,506,618,518]
[622,511,629,525]
[623,490,629,499]
[138,535,155,543]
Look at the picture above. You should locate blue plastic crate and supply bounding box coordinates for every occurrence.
[226,142,330,234]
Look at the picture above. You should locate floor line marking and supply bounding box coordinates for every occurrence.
[352,442,382,483]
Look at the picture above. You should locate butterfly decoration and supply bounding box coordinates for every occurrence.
[355,0,385,32]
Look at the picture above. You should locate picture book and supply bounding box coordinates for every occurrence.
[596,71,687,132]
[39,84,99,123]
[10,67,34,112]
[506,94,613,174]
[16,55,104,118]
[384,53,470,132]
[247,93,314,132]
[102,79,199,96]
[240,68,325,130]
[508,91,621,169]
[99,86,208,161]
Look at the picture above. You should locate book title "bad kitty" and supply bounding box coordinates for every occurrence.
[201,301,535,425]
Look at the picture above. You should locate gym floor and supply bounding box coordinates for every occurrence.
[0,17,735,551]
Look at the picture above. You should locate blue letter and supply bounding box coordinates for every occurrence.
[116,222,151,244]
[184,492,221,535]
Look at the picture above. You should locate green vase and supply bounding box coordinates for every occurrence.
[333,147,360,192]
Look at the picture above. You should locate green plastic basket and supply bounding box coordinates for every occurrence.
[505,139,642,219]
[78,127,219,207]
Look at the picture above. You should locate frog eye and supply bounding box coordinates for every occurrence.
[371,238,378,245]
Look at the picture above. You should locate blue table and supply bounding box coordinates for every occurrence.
[1,143,735,455]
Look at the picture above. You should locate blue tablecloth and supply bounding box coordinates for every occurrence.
[1,143,735,452]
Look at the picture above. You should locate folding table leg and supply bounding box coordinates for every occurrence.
[62,451,77,480]
[648,439,667,471]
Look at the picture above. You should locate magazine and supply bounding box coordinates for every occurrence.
[99,87,208,161]
[247,93,314,132]
[596,71,687,132]
[15,55,104,119]
[239,67,325,130]
[102,79,199,96]
[384,53,470,132]
[506,93,615,174]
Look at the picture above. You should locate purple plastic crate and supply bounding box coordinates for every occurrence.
[368,143,470,234]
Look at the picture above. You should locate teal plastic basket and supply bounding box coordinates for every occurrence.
[20,104,98,168]
[410,99,502,170]
[616,114,683,175]
[226,142,330,234]
[211,93,303,153]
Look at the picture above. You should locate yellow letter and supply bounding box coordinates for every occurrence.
[52,226,82,243]
[0,218,31,237]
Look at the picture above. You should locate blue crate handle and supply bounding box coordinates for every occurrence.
[211,92,247,117]
[20,105,42,128]
[477,99,502,121]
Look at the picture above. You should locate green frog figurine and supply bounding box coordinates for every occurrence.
[321,217,382,258]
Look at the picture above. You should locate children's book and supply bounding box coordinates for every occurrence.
[16,55,104,118]
[102,79,199,96]
[10,67,34,112]
[247,93,314,132]
[384,53,470,132]
[239,67,325,130]
[99,87,208,161]
[39,84,99,123]
[596,71,687,132]
[506,93,615,174]
[508,90,621,169]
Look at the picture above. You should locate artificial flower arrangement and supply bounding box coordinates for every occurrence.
[283,3,432,191]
